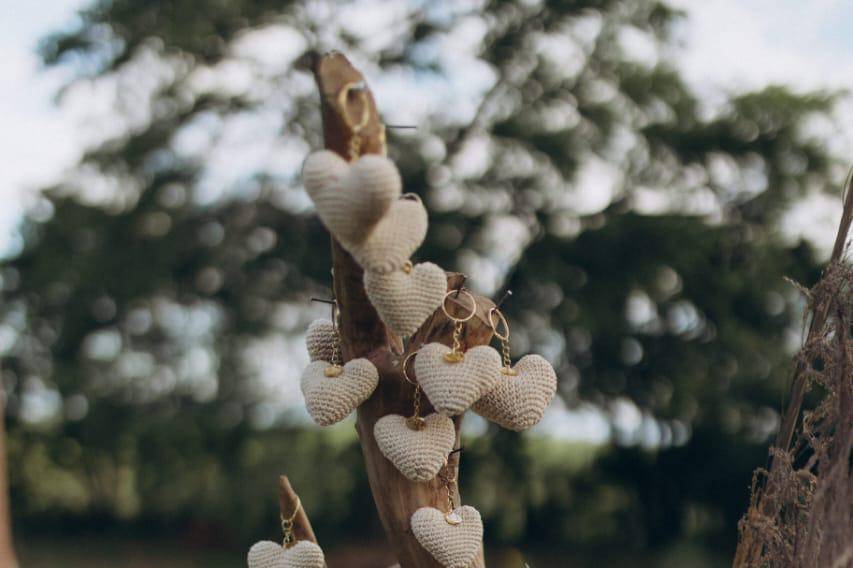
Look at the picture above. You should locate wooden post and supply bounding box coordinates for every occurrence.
[313,52,490,567]
[0,400,16,568]
[279,475,317,545]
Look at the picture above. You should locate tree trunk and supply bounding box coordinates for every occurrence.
[313,52,489,567]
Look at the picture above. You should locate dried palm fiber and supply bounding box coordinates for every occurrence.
[734,173,853,568]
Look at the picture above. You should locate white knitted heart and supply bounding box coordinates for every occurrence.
[364,262,446,337]
[305,319,337,363]
[302,150,401,246]
[247,540,325,568]
[349,197,428,273]
[472,354,557,431]
[301,359,378,426]
[374,413,456,482]
[415,343,501,417]
[411,505,483,568]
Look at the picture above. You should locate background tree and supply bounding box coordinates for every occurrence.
[5,0,844,565]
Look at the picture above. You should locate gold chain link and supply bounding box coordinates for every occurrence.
[280,496,301,548]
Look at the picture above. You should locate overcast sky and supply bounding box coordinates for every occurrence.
[2,0,852,257]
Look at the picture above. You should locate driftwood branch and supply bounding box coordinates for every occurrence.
[0,400,17,567]
[313,52,490,567]
[278,475,317,545]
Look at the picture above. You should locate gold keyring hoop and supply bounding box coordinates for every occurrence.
[488,307,510,341]
[337,81,370,134]
[441,290,477,323]
[402,351,419,386]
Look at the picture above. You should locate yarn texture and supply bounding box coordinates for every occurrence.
[349,198,428,273]
[415,343,501,416]
[302,150,401,246]
[374,413,456,482]
[247,540,325,568]
[301,359,378,426]
[410,506,483,568]
[364,261,447,337]
[472,354,557,431]
[305,319,337,363]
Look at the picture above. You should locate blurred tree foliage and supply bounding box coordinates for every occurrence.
[4,0,844,559]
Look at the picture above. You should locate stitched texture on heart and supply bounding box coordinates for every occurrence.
[247,540,326,568]
[349,198,428,273]
[302,150,401,246]
[411,505,483,568]
[305,319,337,363]
[415,343,501,416]
[301,359,378,426]
[472,354,557,431]
[364,262,446,337]
[374,413,456,481]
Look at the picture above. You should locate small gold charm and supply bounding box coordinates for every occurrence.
[324,364,343,377]
[444,510,463,525]
[443,351,465,363]
[402,260,413,274]
[500,367,519,376]
[406,415,426,431]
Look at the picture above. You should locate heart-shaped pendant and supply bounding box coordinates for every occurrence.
[349,197,428,273]
[374,413,456,481]
[411,505,483,568]
[300,358,378,426]
[247,540,325,568]
[414,343,501,417]
[364,261,446,337]
[472,354,557,431]
[302,150,401,246]
[305,319,337,363]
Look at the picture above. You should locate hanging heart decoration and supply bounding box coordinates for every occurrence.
[364,261,446,337]
[300,359,378,426]
[348,197,428,273]
[414,342,501,416]
[411,505,483,568]
[374,412,456,482]
[472,354,557,431]
[247,540,325,568]
[305,319,337,363]
[302,150,401,247]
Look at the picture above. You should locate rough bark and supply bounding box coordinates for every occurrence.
[313,52,490,567]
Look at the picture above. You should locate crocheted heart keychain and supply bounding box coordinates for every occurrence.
[472,307,557,431]
[301,299,378,426]
[247,497,325,568]
[374,350,455,482]
[415,290,501,416]
[411,456,483,568]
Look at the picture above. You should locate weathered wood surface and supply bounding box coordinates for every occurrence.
[313,52,490,567]
[279,475,317,545]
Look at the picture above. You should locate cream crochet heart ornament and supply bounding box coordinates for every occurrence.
[349,197,428,273]
[411,505,483,568]
[301,359,378,426]
[374,413,456,482]
[415,343,501,417]
[247,540,325,568]
[472,354,557,431]
[305,319,337,363]
[364,262,446,337]
[302,150,401,246]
